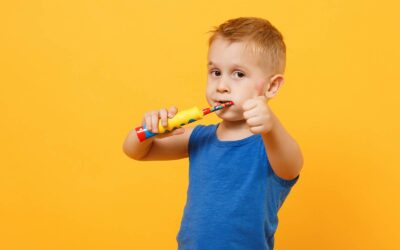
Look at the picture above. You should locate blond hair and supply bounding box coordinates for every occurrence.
[208,17,286,75]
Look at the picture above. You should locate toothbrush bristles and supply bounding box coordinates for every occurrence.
[202,101,234,115]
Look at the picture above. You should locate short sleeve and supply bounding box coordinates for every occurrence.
[271,171,300,188]
[188,125,204,157]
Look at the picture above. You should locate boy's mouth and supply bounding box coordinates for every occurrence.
[214,100,232,106]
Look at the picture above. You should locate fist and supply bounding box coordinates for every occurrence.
[142,106,185,138]
[242,96,275,134]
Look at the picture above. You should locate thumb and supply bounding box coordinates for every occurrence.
[171,127,185,135]
[155,127,185,139]
[263,91,272,103]
[255,94,269,104]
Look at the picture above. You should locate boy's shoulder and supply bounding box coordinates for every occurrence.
[188,123,219,142]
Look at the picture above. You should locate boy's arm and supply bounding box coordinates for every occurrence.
[122,127,193,161]
[261,112,303,180]
[243,96,303,181]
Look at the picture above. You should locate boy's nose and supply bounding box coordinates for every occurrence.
[217,78,230,93]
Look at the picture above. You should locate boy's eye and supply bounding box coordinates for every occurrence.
[233,71,245,78]
[210,70,221,76]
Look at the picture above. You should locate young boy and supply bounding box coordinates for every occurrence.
[123,17,303,250]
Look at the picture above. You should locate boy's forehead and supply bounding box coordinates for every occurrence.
[209,38,249,55]
[208,40,266,70]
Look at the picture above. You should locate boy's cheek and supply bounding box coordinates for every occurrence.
[255,81,266,96]
[205,92,213,105]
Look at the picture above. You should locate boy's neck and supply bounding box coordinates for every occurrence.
[216,120,254,141]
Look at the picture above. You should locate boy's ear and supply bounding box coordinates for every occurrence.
[265,74,285,100]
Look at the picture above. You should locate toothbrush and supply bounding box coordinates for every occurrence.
[135,101,234,142]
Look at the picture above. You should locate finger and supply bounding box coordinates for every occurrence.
[249,125,264,134]
[144,112,152,131]
[142,116,145,126]
[168,106,178,118]
[256,95,268,102]
[243,108,259,120]
[263,95,271,103]
[256,96,269,105]
[159,108,168,127]
[246,116,263,127]
[242,99,257,111]
[151,111,159,133]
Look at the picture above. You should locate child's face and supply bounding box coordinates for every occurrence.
[206,37,271,122]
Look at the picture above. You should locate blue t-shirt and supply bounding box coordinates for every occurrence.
[176,124,299,250]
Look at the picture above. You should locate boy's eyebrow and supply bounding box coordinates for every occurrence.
[208,61,249,70]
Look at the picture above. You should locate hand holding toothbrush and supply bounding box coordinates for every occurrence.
[135,102,234,142]
[141,106,185,139]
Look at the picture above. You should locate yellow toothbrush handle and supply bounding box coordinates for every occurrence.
[135,106,204,142]
[157,106,204,133]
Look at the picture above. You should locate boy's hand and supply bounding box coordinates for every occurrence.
[242,96,276,135]
[142,106,185,139]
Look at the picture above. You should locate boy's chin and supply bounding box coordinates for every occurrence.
[215,111,243,121]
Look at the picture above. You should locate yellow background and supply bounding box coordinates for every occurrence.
[1,0,399,249]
